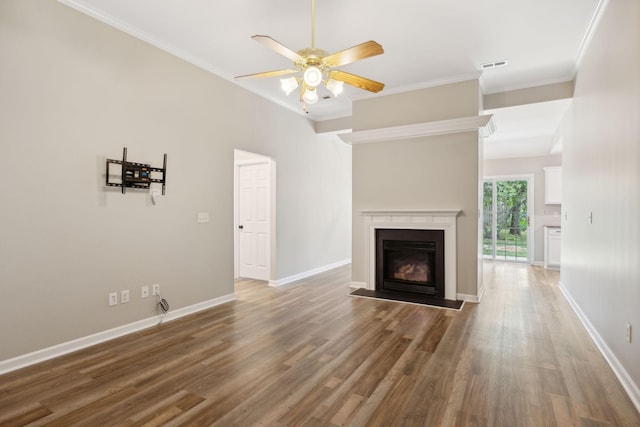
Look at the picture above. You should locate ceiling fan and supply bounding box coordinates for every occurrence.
[235,0,384,109]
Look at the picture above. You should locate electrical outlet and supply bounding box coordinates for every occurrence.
[108,292,118,306]
[121,289,130,304]
[627,324,632,343]
[141,285,149,298]
[152,284,160,296]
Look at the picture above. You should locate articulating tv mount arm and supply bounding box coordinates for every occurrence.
[106,147,167,194]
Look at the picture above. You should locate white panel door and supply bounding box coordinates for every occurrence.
[238,163,270,280]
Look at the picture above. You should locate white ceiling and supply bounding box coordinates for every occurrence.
[59,0,602,158]
[483,99,571,160]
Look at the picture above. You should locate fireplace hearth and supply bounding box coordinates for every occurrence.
[376,229,445,298]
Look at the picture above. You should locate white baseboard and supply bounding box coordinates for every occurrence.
[457,292,481,303]
[532,261,545,267]
[471,283,486,303]
[269,259,351,287]
[350,281,366,289]
[0,293,236,375]
[559,282,640,413]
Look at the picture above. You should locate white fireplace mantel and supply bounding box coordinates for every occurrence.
[363,209,460,301]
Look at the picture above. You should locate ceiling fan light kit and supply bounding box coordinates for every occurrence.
[235,0,384,110]
[303,66,323,87]
[280,77,300,95]
[325,79,344,97]
[303,87,319,104]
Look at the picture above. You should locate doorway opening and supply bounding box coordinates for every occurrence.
[234,150,276,282]
[483,175,533,263]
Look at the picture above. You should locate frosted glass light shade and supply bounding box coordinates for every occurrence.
[326,79,344,97]
[303,66,322,88]
[280,77,299,95]
[302,87,318,104]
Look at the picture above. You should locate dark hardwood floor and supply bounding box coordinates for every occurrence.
[1,263,639,426]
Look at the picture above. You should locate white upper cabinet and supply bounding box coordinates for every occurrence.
[544,166,562,204]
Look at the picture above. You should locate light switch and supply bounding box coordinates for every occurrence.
[197,212,210,223]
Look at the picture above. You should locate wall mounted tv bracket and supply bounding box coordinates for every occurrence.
[106,147,167,194]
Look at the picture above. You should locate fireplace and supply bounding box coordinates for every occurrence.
[362,210,459,301]
[376,229,445,298]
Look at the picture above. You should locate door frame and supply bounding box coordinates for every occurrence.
[234,153,276,281]
[483,174,534,264]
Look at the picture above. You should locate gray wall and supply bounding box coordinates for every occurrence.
[275,132,352,278]
[0,0,351,360]
[350,81,482,297]
[483,81,574,110]
[484,154,562,264]
[561,0,640,391]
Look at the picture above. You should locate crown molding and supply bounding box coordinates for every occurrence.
[575,0,610,72]
[338,114,495,145]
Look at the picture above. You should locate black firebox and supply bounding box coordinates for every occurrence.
[375,229,445,298]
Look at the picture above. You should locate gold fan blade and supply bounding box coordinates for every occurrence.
[252,35,304,64]
[328,70,385,93]
[322,41,384,68]
[235,69,298,80]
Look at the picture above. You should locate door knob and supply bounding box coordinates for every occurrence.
[238,225,244,229]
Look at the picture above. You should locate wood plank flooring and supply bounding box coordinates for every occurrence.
[1,263,639,426]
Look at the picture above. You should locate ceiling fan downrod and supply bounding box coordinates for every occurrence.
[310,0,316,49]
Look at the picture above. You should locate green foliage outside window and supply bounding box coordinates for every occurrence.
[483,180,528,259]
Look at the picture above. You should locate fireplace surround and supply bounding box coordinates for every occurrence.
[363,209,460,301]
